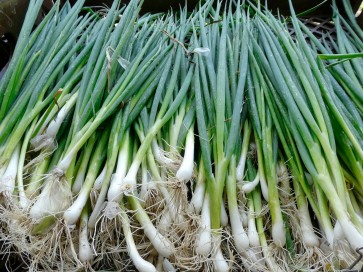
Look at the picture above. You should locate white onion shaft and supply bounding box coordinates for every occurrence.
[189,163,206,214]
[176,126,194,181]
[196,194,212,256]
[213,235,229,272]
[0,144,20,194]
[120,202,157,272]
[78,210,93,262]
[107,132,130,202]
[129,196,174,257]
[236,121,251,181]
[227,172,249,252]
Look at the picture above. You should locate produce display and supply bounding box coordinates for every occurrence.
[0,0,362,271]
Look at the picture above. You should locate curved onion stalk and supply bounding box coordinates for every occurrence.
[120,201,157,272]
[151,140,174,167]
[128,195,174,258]
[78,207,94,262]
[245,162,265,268]
[240,171,260,194]
[121,125,151,196]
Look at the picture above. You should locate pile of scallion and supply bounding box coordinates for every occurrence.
[0,0,363,271]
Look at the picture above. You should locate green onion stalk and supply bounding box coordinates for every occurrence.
[0,2,94,217]
[0,0,92,169]
[294,14,363,179]
[93,12,199,266]
[193,7,250,269]
[27,15,120,225]
[288,6,363,249]
[256,55,325,267]
[120,62,195,259]
[248,58,285,248]
[252,9,363,252]
[29,1,163,222]
[87,13,168,230]
[0,0,46,119]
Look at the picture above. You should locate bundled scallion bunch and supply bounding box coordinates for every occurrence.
[0,0,362,271]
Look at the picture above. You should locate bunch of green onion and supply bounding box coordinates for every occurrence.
[0,0,362,271]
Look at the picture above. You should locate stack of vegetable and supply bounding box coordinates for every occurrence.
[0,0,362,271]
